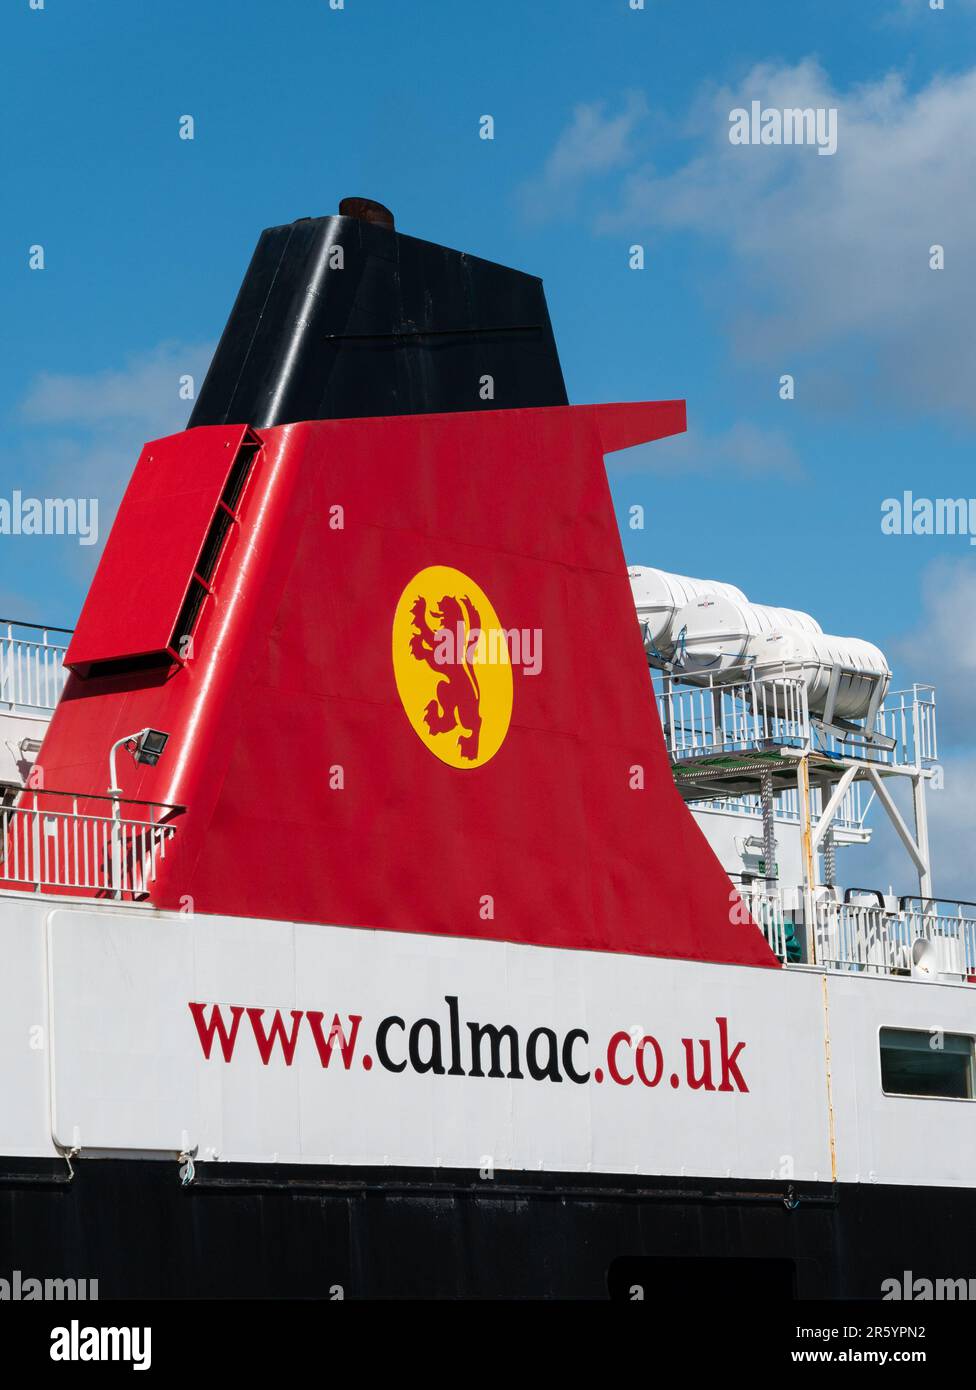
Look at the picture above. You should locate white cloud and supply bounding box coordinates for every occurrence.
[519,93,647,222]
[855,556,976,899]
[924,753,976,900]
[5,341,214,597]
[854,748,976,902]
[21,341,213,439]
[575,60,976,421]
[610,420,803,479]
[888,557,976,746]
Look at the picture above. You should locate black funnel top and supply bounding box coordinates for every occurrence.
[188,205,567,429]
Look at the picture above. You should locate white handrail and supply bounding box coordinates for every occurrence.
[739,884,976,980]
[0,790,178,899]
[654,667,938,770]
[0,620,72,712]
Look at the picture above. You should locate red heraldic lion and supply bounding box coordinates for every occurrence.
[408,594,483,760]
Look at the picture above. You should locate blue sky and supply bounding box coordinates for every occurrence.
[2,0,975,886]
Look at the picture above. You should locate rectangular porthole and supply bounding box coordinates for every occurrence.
[880,1027,975,1100]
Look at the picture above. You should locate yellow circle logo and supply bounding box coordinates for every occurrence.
[392,566,513,768]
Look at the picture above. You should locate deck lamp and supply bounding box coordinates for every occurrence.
[108,728,170,794]
[132,729,169,767]
[107,728,170,898]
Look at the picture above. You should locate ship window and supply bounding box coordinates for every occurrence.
[880,1028,974,1100]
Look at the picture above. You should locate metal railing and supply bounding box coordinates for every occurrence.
[656,668,809,759]
[699,780,871,835]
[655,670,937,770]
[900,898,976,977]
[0,789,180,900]
[813,685,937,768]
[738,883,792,963]
[0,619,72,713]
[739,884,976,980]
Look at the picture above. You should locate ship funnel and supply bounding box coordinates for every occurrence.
[35,206,775,970]
[188,203,567,430]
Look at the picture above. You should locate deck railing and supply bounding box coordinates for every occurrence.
[0,619,72,713]
[655,670,937,771]
[656,668,808,760]
[739,884,976,981]
[698,780,871,836]
[0,789,181,900]
[813,685,937,767]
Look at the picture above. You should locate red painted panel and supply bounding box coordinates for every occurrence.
[36,404,777,968]
[584,399,687,454]
[64,424,252,671]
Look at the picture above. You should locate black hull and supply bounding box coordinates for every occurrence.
[2,1157,973,1299]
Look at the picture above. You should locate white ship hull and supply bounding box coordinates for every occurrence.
[3,891,976,1299]
[4,893,974,1190]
